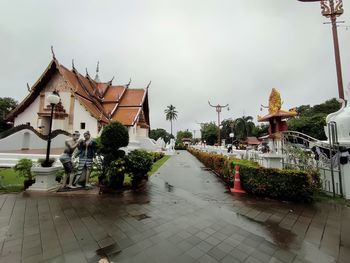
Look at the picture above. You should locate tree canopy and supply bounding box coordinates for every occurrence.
[200,122,218,145]
[287,98,341,140]
[0,97,17,133]
[164,104,178,136]
[176,130,192,144]
[149,128,173,143]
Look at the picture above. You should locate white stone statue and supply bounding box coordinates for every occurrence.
[170,138,175,151]
[325,98,350,145]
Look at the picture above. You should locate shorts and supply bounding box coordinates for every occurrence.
[62,161,73,173]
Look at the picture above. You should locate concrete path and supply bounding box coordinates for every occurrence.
[0,151,349,262]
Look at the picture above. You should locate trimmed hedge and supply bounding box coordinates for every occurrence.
[188,148,320,202]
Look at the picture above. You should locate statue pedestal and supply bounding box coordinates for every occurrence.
[28,166,61,191]
[261,154,283,169]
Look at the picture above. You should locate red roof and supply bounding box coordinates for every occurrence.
[7,58,150,127]
[244,137,261,145]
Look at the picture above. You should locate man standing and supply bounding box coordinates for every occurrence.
[74,131,97,188]
[59,131,80,189]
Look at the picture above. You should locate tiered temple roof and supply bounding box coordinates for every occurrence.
[7,57,150,128]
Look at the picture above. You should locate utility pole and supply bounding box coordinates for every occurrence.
[208,101,229,146]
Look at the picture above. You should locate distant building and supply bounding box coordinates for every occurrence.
[6,55,151,144]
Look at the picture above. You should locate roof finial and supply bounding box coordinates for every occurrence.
[85,68,89,76]
[51,46,56,59]
[27,83,31,92]
[110,76,115,84]
[72,59,75,69]
[94,61,100,82]
[126,78,131,88]
[146,80,152,90]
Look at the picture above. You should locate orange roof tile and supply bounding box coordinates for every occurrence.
[112,107,140,126]
[103,86,125,101]
[7,58,149,129]
[119,89,145,106]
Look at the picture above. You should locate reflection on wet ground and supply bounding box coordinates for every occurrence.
[0,150,349,262]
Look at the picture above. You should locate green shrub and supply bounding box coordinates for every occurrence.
[98,121,129,183]
[187,147,320,202]
[126,150,153,188]
[106,158,126,189]
[150,152,165,162]
[175,144,187,150]
[100,122,129,159]
[14,159,33,180]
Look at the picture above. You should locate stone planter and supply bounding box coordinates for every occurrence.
[28,166,61,191]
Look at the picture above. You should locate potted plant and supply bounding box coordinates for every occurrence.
[107,158,126,189]
[125,150,153,189]
[14,158,34,189]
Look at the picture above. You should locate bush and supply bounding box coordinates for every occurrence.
[187,147,320,202]
[97,122,129,184]
[175,144,187,150]
[100,122,129,159]
[106,159,126,189]
[150,152,165,162]
[126,150,153,188]
[14,159,33,180]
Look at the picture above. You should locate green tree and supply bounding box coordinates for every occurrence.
[252,124,269,138]
[234,116,255,141]
[176,130,192,144]
[164,104,178,136]
[221,119,235,144]
[0,97,17,133]
[201,122,218,145]
[287,98,341,140]
[149,128,172,143]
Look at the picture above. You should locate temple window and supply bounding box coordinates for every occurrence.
[80,122,86,129]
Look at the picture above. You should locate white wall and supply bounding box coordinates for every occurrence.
[128,126,137,141]
[0,129,69,151]
[136,126,148,138]
[14,96,40,127]
[73,101,98,137]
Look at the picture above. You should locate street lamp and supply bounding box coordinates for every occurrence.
[297,0,345,99]
[208,101,229,146]
[45,91,60,166]
[229,132,234,145]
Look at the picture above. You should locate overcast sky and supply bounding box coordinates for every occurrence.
[1,0,350,136]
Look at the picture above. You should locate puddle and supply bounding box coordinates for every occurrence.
[238,213,296,249]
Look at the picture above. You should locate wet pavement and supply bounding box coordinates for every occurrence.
[0,150,349,262]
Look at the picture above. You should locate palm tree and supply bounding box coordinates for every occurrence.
[164,104,178,136]
[234,116,255,140]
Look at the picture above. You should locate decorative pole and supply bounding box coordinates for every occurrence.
[298,0,344,99]
[45,91,60,166]
[208,101,229,146]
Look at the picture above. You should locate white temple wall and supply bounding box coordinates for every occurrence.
[73,102,98,137]
[128,126,137,141]
[136,126,148,138]
[14,97,40,128]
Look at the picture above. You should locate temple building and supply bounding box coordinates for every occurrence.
[6,54,151,144]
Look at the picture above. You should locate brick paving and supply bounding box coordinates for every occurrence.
[0,150,349,262]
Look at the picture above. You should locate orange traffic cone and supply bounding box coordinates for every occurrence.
[230,164,246,193]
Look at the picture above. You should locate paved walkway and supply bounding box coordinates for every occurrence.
[0,151,349,263]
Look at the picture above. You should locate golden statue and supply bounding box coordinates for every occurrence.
[268,88,282,114]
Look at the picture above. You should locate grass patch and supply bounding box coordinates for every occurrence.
[148,155,171,176]
[0,168,24,192]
